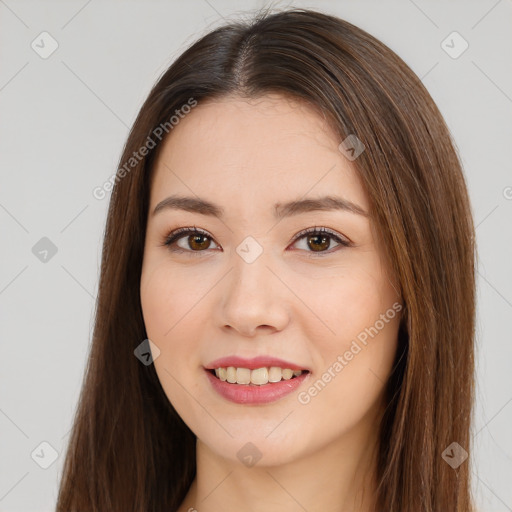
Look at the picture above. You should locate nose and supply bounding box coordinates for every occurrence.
[216,246,290,337]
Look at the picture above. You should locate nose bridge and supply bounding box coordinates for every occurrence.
[218,234,289,335]
[230,234,274,302]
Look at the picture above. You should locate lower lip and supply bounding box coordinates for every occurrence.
[205,369,310,405]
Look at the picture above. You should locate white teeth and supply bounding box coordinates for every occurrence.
[226,366,237,383]
[282,368,293,380]
[213,366,305,385]
[218,368,227,381]
[268,366,282,382]
[236,367,251,385]
[250,367,268,385]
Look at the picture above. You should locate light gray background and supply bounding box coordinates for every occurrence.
[0,1,511,511]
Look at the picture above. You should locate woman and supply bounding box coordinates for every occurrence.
[56,7,476,512]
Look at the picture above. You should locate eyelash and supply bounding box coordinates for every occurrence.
[160,226,351,257]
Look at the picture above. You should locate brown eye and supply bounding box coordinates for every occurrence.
[291,227,350,255]
[306,233,331,252]
[187,233,212,251]
[163,227,219,254]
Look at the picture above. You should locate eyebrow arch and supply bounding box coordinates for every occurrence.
[152,194,369,219]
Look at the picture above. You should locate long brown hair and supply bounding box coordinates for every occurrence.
[56,7,476,511]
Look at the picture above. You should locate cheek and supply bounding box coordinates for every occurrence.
[140,261,206,421]
[297,279,400,430]
[295,320,398,449]
[298,258,400,411]
[140,273,169,339]
[304,261,396,347]
[139,261,202,397]
[140,258,206,343]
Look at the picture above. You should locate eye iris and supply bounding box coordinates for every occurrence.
[189,234,210,251]
[308,234,330,252]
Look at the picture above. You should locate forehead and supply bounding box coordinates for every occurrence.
[149,93,369,213]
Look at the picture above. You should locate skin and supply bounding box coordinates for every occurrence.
[140,93,403,512]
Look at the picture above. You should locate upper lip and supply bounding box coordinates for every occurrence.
[205,356,310,372]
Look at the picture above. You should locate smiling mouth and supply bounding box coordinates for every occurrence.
[208,366,310,386]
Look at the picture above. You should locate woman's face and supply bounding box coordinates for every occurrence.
[140,93,402,466]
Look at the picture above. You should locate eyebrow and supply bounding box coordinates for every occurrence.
[152,194,369,219]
